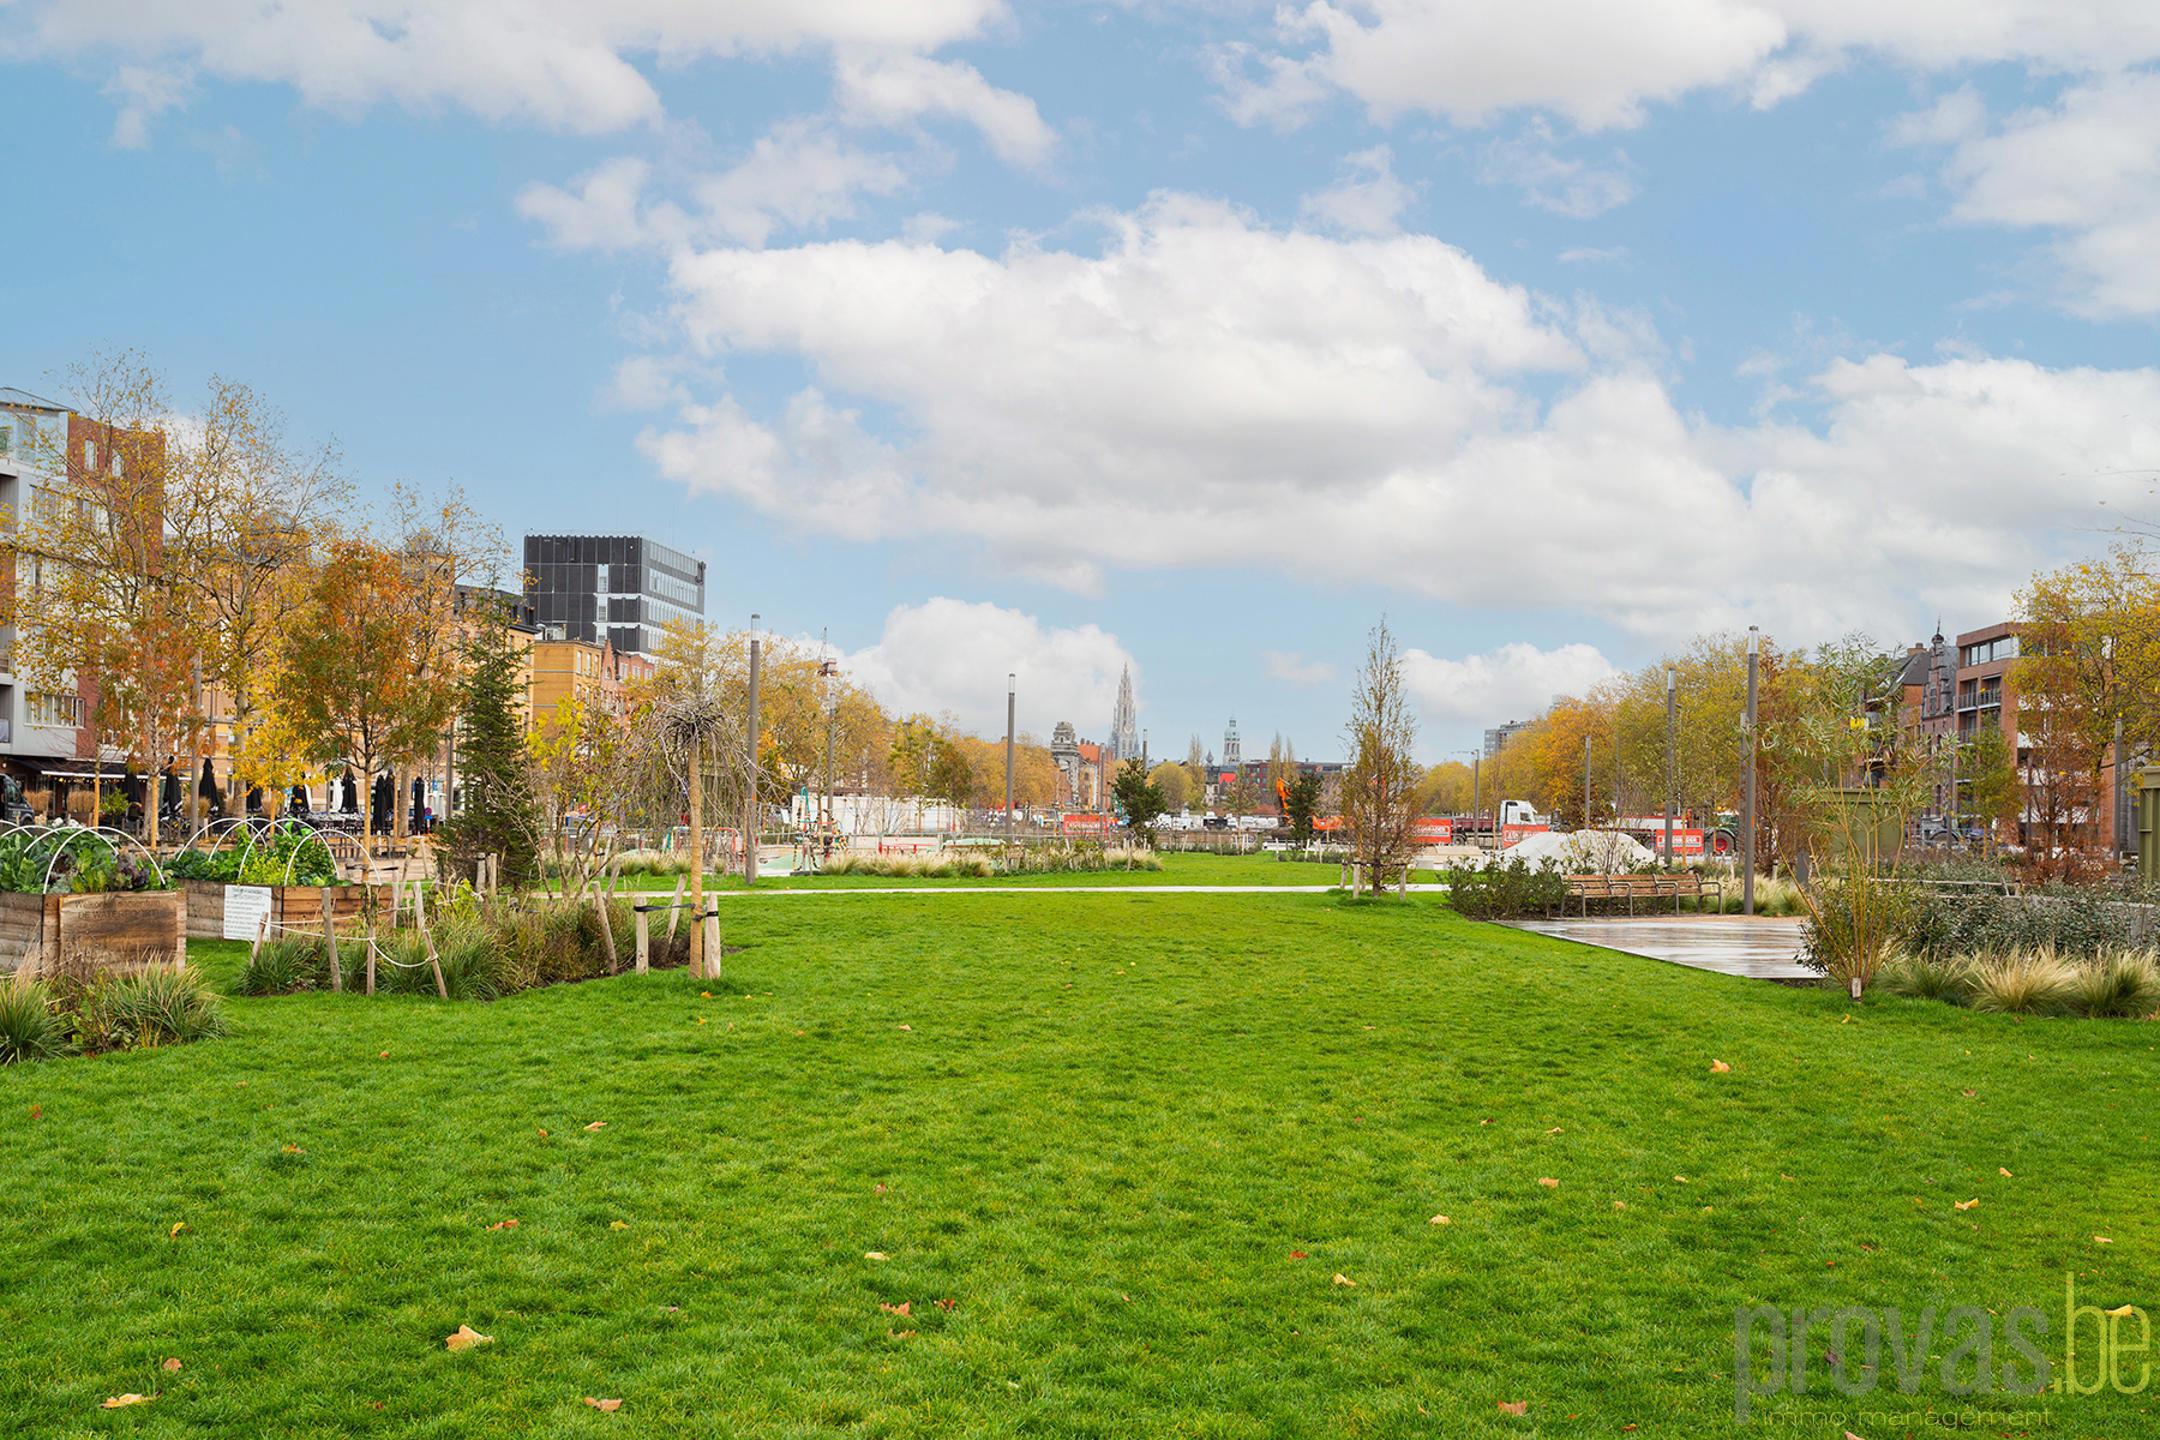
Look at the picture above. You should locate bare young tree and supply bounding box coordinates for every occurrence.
[1341,618,1423,896]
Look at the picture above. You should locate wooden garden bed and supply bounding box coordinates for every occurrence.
[0,890,186,975]
[181,880,390,942]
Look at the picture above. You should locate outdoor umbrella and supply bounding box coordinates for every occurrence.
[342,770,359,813]
[198,758,221,808]
[161,769,182,814]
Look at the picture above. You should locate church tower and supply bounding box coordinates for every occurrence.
[1223,716,1241,767]
[1108,665,1140,762]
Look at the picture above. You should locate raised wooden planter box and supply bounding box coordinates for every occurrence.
[0,890,186,975]
[181,881,389,942]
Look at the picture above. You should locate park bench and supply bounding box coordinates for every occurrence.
[1560,872,1722,916]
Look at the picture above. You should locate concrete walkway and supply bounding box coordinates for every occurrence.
[1504,916,1817,982]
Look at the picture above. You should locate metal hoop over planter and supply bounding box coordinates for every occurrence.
[35,825,169,894]
[172,815,342,887]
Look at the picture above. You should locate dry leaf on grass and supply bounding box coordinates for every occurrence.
[29,1104,41,1120]
[1289,1249,1308,1259]
[1332,1273,1356,1287]
[1999,1167,2013,1177]
[609,1220,628,1231]
[1612,1201,1627,1210]
[101,1394,153,1409]
[583,1397,622,1412]
[897,1023,913,1032]
[881,1302,912,1316]
[864,1251,890,1262]
[1954,1198,1979,1212]
[1537,1177,1559,1189]
[168,1222,187,1239]
[282,1143,305,1155]
[584,1121,607,1132]
[536,1128,549,1138]
[444,1325,494,1351]
[1430,1215,1451,1226]
[1497,1399,1527,1416]
[1710,1060,1731,1073]
[2107,1303,2138,1318]
[2095,1235,2114,1244]
[936,1298,957,1311]
[1545,1126,1564,1135]
[160,1358,182,1373]
[487,1219,519,1231]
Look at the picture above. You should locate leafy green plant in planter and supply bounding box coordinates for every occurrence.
[168,824,338,888]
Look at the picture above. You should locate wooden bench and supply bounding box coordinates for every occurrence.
[1560,872,1722,916]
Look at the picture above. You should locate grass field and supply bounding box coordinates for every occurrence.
[3,893,2155,1437]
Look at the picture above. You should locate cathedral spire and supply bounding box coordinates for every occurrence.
[1108,665,1139,762]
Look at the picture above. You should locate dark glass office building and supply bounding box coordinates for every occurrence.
[522,534,706,655]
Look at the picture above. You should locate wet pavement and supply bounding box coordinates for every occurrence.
[1504,916,1818,982]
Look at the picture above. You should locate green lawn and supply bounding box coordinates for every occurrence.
[615,851,1384,891]
[3,895,2156,1437]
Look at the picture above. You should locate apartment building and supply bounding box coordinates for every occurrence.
[521,534,704,656]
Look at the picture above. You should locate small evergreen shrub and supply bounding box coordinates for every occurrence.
[1445,859,1567,919]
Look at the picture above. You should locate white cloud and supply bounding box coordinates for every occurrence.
[22,0,1010,138]
[1886,85,1986,148]
[1479,123,1636,217]
[1228,2,2160,132]
[1298,145,1415,235]
[1262,650,1337,686]
[103,64,189,148]
[631,193,2160,646]
[834,53,1055,168]
[1557,245,1628,264]
[840,598,1138,738]
[1402,642,1619,724]
[518,122,909,251]
[1916,71,2160,316]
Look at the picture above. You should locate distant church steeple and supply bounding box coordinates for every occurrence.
[1223,715,1241,767]
[1108,665,1140,762]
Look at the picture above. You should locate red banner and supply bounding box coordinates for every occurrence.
[1412,817,1454,843]
[1499,824,1551,847]
[1061,813,1114,834]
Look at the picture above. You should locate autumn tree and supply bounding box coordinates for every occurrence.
[8,351,203,847]
[1340,618,1422,896]
[279,538,436,856]
[1146,759,1191,812]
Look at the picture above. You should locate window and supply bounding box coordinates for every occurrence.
[26,690,82,728]
[0,423,11,457]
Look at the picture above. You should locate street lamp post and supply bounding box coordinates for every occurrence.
[1583,732,1593,830]
[1004,672,1016,852]
[1664,664,1677,865]
[745,615,762,887]
[1742,625,1760,915]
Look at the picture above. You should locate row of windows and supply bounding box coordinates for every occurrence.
[26,690,81,728]
[1960,635,2019,667]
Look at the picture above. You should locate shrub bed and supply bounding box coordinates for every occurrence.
[821,846,1162,880]
[236,895,693,1000]
[1879,946,2160,1020]
[0,961,225,1064]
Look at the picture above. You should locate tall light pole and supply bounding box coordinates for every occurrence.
[745,615,762,887]
[1003,671,1016,852]
[1455,748,1482,850]
[1583,731,1594,830]
[1664,663,1677,865]
[1742,625,1759,915]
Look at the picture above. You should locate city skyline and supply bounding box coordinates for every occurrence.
[4,4,2157,759]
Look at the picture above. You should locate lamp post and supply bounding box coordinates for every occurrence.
[1455,749,1483,852]
[1664,663,1677,865]
[1003,672,1016,852]
[745,614,761,887]
[1583,731,1593,830]
[1742,625,1759,915]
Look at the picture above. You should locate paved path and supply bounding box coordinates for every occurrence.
[1504,916,1816,982]
[706,884,1453,898]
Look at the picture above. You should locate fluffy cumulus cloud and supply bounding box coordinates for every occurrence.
[833,54,1056,168]
[840,598,1137,738]
[16,0,1007,138]
[1297,145,1416,234]
[1901,71,2160,317]
[517,122,911,251]
[1402,643,1619,725]
[634,193,2160,644]
[1261,650,1337,687]
[1219,1,2160,131]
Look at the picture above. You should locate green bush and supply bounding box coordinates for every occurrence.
[72,969,226,1052]
[1879,954,1976,1005]
[167,824,339,888]
[2066,950,2160,1019]
[238,934,339,996]
[0,981,70,1063]
[1445,859,1567,920]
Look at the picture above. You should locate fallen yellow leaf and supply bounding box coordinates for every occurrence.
[168,1222,186,1239]
[101,1394,152,1409]
[1999,1167,2013,1178]
[160,1358,181,1373]
[1498,1399,1527,1416]
[864,1251,890,1262]
[1612,1200,1627,1210]
[584,1121,607,1132]
[609,1220,628,1231]
[1954,1198,1979,1212]
[583,1397,622,1412]
[2106,1304,2138,1318]
[898,1023,913,1032]
[1537,1177,1559,1189]
[445,1324,494,1351]
[1332,1273,1356,1287]
[1710,1059,1731,1073]
[1429,1214,1451,1226]
[2095,1235,2114,1244]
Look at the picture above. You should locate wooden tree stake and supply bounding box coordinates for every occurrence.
[321,886,342,993]
[634,904,650,974]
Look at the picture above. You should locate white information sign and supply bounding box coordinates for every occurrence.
[222,884,273,942]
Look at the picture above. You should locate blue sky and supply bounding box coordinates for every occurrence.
[4,2,2158,763]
